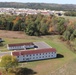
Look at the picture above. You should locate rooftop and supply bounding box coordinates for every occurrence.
[8,42,34,47]
[12,48,56,56]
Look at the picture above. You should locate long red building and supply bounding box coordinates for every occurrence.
[11,48,56,62]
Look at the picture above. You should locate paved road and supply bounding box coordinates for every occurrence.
[0,52,11,56]
[33,41,52,49]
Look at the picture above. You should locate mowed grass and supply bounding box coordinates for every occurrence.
[0,35,76,75]
[63,16,76,21]
[51,58,76,75]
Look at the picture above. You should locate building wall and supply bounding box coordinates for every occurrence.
[7,45,34,50]
[16,52,56,62]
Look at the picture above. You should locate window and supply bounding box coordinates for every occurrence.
[52,52,53,54]
[14,47,15,48]
[40,53,41,55]
[17,56,19,58]
[43,56,44,58]
[19,46,21,48]
[36,54,38,55]
[11,47,13,49]
[26,55,28,57]
[51,55,53,57]
[23,55,25,57]
[49,55,50,57]
[23,58,25,60]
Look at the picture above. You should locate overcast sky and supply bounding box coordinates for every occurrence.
[0,0,76,4]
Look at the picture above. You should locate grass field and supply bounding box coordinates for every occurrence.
[0,31,76,75]
[64,16,76,21]
[51,58,76,75]
[0,33,76,75]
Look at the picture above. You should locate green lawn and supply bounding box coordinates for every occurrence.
[0,35,76,75]
[63,16,76,21]
[51,58,76,75]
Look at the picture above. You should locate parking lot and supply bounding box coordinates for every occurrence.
[33,41,52,49]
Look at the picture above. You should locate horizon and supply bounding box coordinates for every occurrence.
[0,0,76,4]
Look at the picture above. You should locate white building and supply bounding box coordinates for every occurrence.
[11,48,56,62]
[7,42,34,50]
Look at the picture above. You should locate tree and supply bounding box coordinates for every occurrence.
[67,26,74,34]
[40,23,49,35]
[70,29,76,40]
[57,17,66,34]
[73,29,76,37]
[63,30,71,40]
[0,55,18,72]
[25,21,40,36]
[6,21,13,30]
[70,34,75,41]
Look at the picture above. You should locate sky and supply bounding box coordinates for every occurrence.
[0,0,76,4]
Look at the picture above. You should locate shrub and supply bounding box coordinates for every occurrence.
[8,68,14,73]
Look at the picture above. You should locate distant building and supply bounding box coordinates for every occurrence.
[11,48,56,62]
[7,42,34,50]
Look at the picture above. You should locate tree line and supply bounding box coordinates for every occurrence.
[0,2,76,11]
[0,14,76,40]
[64,11,76,16]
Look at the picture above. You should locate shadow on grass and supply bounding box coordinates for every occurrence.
[14,67,37,75]
[57,54,64,58]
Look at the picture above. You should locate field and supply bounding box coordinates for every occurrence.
[0,30,76,75]
[64,16,76,21]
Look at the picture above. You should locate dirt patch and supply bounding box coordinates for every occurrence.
[0,72,2,75]
[0,30,26,39]
[0,30,43,40]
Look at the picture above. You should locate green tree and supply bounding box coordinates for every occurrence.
[73,29,76,37]
[40,23,49,35]
[0,55,18,72]
[63,30,71,40]
[70,34,75,41]
[6,22,13,30]
[20,22,26,31]
[67,26,74,34]
[25,22,40,36]
[57,17,66,34]
[70,29,76,40]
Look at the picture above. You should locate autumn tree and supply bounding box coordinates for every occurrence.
[0,55,18,72]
